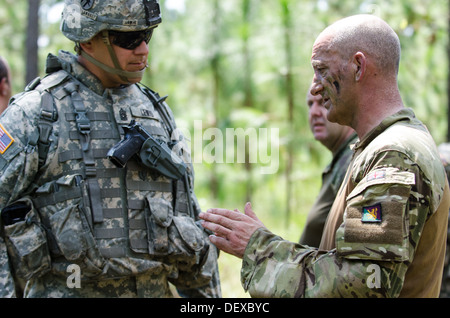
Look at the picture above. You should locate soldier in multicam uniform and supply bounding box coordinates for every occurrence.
[200,14,450,298]
[300,84,357,247]
[0,0,221,298]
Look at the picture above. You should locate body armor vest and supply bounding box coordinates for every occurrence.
[23,67,206,281]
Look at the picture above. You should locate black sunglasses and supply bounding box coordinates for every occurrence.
[109,29,154,50]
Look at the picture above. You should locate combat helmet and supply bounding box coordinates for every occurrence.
[60,0,162,83]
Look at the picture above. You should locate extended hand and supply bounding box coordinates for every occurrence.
[199,202,266,259]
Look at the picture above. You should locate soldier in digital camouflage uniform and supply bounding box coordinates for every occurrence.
[200,14,449,298]
[0,0,221,298]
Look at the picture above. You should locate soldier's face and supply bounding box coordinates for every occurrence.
[84,33,149,87]
[310,35,356,127]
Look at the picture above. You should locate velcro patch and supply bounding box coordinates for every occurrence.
[0,124,14,154]
[362,204,382,223]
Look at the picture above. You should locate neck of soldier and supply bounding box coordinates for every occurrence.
[352,77,404,140]
[0,98,8,114]
[77,53,140,89]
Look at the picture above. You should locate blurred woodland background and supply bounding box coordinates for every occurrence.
[0,0,448,297]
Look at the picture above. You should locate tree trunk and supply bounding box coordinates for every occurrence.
[25,0,40,85]
[242,0,253,203]
[210,0,221,200]
[281,0,294,226]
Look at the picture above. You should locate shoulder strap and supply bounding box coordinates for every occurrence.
[24,76,60,169]
[63,81,104,224]
[37,91,58,168]
[137,83,198,218]
[24,55,70,168]
[138,84,176,134]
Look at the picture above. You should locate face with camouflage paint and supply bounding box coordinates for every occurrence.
[310,33,358,128]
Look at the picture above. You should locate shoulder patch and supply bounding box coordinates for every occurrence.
[0,124,14,154]
[362,204,382,223]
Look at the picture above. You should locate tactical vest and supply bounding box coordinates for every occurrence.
[10,61,208,282]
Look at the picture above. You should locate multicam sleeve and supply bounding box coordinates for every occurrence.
[241,228,407,298]
[241,151,438,298]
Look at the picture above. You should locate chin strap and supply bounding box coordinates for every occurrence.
[80,30,148,83]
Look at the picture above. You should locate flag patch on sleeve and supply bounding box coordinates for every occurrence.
[0,124,14,154]
[362,204,382,223]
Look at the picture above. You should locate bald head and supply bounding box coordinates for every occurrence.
[310,15,405,137]
[317,14,401,77]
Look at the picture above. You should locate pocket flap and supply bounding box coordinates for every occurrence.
[172,216,205,252]
[146,195,173,227]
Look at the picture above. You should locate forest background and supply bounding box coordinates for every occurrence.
[0,0,448,297]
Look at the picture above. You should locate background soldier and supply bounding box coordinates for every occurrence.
[0,56,12,114]
[300,84,357,247]
[0,0,221,298]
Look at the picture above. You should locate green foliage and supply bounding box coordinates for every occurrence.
[0,0,447,297]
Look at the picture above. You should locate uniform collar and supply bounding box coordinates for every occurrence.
[57,50,110,97]
[353,108,416,154]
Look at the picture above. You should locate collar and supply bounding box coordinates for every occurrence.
[323,133,358,175]
[353,108,416,154]
[57,50,109,97]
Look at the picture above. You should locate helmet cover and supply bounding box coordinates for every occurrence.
[61,0,162,42]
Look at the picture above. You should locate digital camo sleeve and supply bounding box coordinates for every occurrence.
[0,93,41,297]
[0,236,16,297]
[174,176,222,298]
